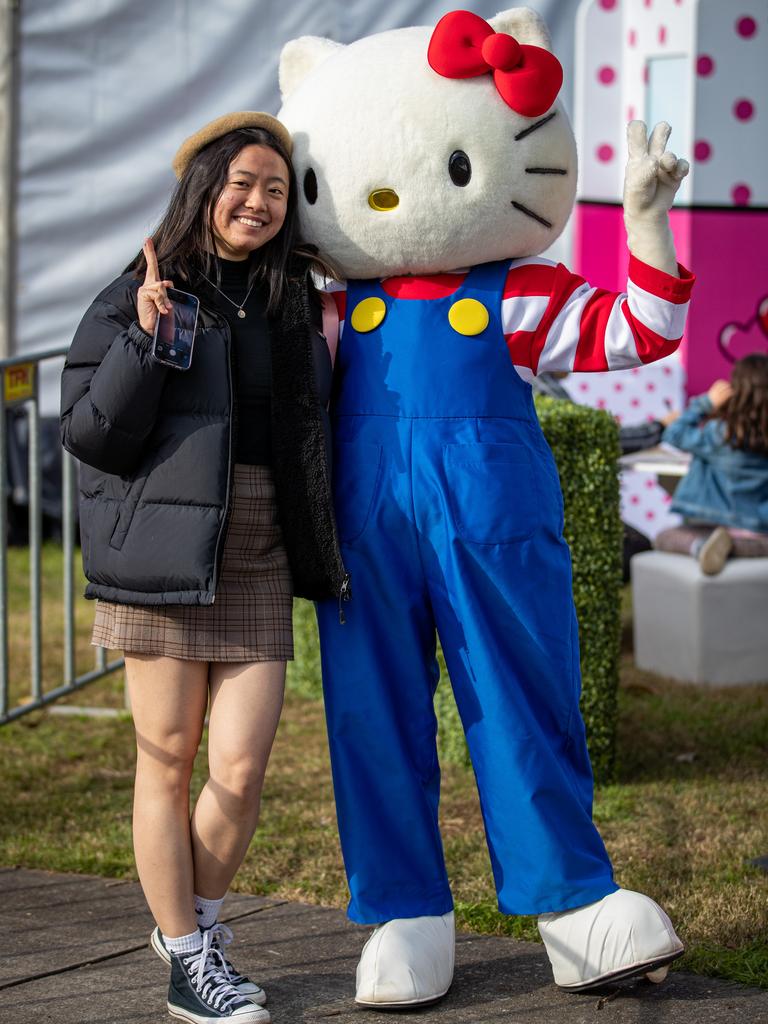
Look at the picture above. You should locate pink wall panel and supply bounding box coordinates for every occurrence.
[683,208,768,395]
[572,203,627,293]
[574,202,768,397]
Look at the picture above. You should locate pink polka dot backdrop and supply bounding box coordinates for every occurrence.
[563,359,684,538]
[575,0,766,207]
[693,139,712,161]
[574,0,623,202]
[575,0,768,406]
[597,143,615,162]
[685,2,764,207]
[696,54,714,76]
[736,15,757,37]
[731,183,752,206]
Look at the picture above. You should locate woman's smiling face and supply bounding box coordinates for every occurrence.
[211,144,290,260]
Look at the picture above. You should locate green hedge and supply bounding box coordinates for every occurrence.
[536,396,622,784]
[287,396,622,785]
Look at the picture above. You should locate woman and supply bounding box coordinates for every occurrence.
[655,354,768,573]
[60,112,346,1024]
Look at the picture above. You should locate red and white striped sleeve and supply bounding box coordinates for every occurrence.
[502,255,695,379]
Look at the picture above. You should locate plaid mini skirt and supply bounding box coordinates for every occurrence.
[91,464,294,662]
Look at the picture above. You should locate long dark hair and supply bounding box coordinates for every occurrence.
[719,354,768,455]
[127,127,331,314]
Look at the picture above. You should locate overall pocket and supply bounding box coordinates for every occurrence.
[332,441,383,544]
[443,442,538,544]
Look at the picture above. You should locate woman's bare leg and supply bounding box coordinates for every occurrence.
[191,660,286,899]
[126,654,209,937]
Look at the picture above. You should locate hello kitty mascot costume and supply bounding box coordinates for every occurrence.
[279,8,691,1007]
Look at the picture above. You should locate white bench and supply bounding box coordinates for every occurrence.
[631,551,768,685]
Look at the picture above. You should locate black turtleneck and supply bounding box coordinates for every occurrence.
[208,255,272,466]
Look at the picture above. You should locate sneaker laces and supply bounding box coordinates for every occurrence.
[208,923,248,985]
[183,929,242,1012]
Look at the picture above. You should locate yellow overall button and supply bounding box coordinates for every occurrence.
[350,296,387,333]
[448,298,489,336]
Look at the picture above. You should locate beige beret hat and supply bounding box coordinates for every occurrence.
[172,111,293,180]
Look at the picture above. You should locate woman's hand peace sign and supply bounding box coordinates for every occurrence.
[137,238,174,336]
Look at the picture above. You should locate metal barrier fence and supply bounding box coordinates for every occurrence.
[0,346,124,725]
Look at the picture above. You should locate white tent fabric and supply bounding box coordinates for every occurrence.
[0,0,16,361]
[13,0,577,411]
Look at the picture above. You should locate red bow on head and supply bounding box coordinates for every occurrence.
[427,10,562,118]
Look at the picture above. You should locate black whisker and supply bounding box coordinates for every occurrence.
[515,111,557,141]
[511,201,553,229]
[525,167,567,175]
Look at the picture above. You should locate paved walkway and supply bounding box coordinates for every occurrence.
[2,868,767,1023]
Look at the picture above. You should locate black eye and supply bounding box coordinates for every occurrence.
[448,150,471,187]
[304,168,318,204]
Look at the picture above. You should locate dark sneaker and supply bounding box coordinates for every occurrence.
[152,925,267,1006]
[208,923,267,1005]
[167,932,270,1023]
[151,925,174,964]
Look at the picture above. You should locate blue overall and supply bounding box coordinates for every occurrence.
[316,260,617,924]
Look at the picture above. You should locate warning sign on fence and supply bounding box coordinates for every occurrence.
[4,363,36,405]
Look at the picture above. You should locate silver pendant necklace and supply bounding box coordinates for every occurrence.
[200,270,255,319]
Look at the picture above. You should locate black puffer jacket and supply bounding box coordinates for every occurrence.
[60,266,348,605]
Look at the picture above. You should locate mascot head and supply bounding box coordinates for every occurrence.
[278,7,577,279]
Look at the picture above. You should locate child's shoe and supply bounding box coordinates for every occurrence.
[208,923,267,1005]
[167,932,270,1022]
[698,526,733,575]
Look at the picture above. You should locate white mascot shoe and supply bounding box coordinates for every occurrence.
[538,889,684,991]
[355,911,455,1007]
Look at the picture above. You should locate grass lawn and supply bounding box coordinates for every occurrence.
[1,545,766,989]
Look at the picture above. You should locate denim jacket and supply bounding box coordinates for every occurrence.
[663,394,768,532]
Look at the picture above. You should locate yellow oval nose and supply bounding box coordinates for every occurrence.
[368,189,400,212]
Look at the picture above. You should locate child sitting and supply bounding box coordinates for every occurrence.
[655,354,768,574]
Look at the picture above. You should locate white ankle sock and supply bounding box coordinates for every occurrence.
[195,893,225,930]
[163,929,203,955]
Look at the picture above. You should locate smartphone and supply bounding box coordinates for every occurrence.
[151,288,200,371]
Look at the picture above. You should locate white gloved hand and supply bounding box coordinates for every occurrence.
[623,120,689,277]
